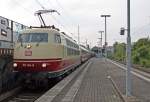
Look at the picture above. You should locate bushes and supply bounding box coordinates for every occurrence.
[132,38,150,68]
[140,58,150,68]
[113,37,150,68]
[113,42,126,61]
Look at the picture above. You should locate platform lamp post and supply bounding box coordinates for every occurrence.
[120,0,132,96]
[101,15,111,58]
[98,31,104,57]
[97,38,102,57]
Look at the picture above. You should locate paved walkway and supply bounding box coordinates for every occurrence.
[107,59,150,102]
[72,58,122,102]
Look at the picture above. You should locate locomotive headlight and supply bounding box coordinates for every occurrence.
[27,44,32,49]
[42,63,47,68]
[13,63,17,67]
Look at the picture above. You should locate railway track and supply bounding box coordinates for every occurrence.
[1,80,59,102]
[3,88,47,102]
[0,63,85,102]
[0,74,63,102]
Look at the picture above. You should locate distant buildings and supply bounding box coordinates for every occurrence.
[106,46,114,57]
[0,16,27,49]
[92,46,114,57]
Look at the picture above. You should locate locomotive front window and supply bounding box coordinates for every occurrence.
[18,34,30,42]
[31,33,48,42]
[18,33,48,43]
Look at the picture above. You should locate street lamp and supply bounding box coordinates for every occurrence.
[98,31,104,57]
[101,15,111,57]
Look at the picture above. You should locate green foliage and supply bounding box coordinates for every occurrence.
[113,42,126,61]
[112,37,150,68]
[132,37,150,68]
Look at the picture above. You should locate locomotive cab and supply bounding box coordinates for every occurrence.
[14,28,64,72]
[13,27,81,86]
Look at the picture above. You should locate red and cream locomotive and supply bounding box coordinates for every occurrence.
[13,26,82,84]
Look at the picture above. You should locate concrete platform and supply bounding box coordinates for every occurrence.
[35,58,123,102]
[107,59,150,102]
[72,58,122,102]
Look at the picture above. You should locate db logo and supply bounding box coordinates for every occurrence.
[25,50,32,56]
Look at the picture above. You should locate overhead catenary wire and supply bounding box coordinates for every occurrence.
[54,0,87,44]
[35,0,46,9]
[45,0,77,33]
[13,0,34,15]
[53,0,80,40]
[7,0,40,26]
[52,16,78,40]
[55,0,77,26]
[48,0,75,29]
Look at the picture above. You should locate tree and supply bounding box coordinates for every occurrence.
[113,42,126,61]
[132,37,150,67]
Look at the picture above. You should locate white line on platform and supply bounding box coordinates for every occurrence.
[107,59,150,83]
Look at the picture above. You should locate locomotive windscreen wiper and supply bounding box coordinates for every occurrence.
[18,35,23,47]
[36,38,43,46]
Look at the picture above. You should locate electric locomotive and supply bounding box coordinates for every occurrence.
[13,26,81,85]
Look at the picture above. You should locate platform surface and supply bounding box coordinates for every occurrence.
[36,58,123,102]
[72,58,122,102]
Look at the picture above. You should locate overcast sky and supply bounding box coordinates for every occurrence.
[1,0,150,47]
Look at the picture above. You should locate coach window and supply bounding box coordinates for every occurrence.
[55,34,61,43]
[1,29,7,36]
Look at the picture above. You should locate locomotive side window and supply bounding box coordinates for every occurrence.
[1,29,7,36]
[55,34,61,43]
[66,38,80,56]
[66,39,79,49]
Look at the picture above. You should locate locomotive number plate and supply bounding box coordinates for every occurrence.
[25,50,32,56]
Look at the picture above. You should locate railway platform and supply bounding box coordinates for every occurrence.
[35,58,123,102]
[107,59,150,102]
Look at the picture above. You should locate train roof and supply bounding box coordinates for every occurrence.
[80,45,89,51]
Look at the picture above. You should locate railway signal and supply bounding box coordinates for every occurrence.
[120,27,125,35]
